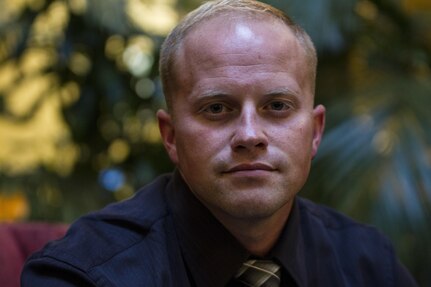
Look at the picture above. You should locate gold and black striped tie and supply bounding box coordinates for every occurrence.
[234,259,281,287]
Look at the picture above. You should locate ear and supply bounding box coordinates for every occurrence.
[311,104,326,158]
[157,109,179,164]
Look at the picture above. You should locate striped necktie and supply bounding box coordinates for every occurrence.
[233,259,281,287]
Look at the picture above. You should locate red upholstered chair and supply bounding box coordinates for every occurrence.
[0,222,68,287]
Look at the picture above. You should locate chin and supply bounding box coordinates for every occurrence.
[223,197,287,220]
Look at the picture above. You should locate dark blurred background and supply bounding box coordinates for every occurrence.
[0,0,430,285]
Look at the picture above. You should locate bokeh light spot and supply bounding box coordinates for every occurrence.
[108,138,130,163]
[135,77,155,99]
[99,168,126,192]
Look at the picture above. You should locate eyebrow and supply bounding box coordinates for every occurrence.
[197,90,230,99]
[190,85,302,106]
[265,87,300,98]
[196,87,300,98]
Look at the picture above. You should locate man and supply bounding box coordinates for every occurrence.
[21,0,418,286]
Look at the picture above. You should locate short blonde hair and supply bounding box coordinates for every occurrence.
[159,0,317,111]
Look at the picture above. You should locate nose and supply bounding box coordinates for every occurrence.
[230,105,268,152]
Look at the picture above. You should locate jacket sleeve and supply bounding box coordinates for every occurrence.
[21,252,97,287]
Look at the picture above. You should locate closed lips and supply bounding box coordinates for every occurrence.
[225,163,275,173]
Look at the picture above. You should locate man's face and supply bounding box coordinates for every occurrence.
[158,16,325,222]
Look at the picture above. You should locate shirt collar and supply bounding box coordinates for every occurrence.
[270,198,308,286]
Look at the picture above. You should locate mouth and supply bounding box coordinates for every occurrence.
[224,163,275,174]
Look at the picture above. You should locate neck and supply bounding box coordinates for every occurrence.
[212,201,293,257]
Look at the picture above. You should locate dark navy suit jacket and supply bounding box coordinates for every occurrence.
[21,171,418,286]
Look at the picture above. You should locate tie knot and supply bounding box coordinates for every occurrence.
[234,259,281,287]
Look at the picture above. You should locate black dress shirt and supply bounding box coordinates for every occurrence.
[22,170,418,286]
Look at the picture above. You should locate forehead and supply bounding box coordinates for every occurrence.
[172,15,311,96]
[181,14,299,60]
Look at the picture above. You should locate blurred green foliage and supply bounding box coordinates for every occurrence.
[0,0,430,285]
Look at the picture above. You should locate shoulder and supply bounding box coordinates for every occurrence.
[297,196,385,236]
[27,173,174,273]
[297,197,398,282]
[296,197,394,262]
[296,197,419,286]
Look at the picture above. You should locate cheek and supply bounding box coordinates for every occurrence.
[273,117,314,158]
[175,123,226,166]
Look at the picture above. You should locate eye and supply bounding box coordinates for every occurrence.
[205,103,225,114]
[266,101,291,111]
[200,102,233,120]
